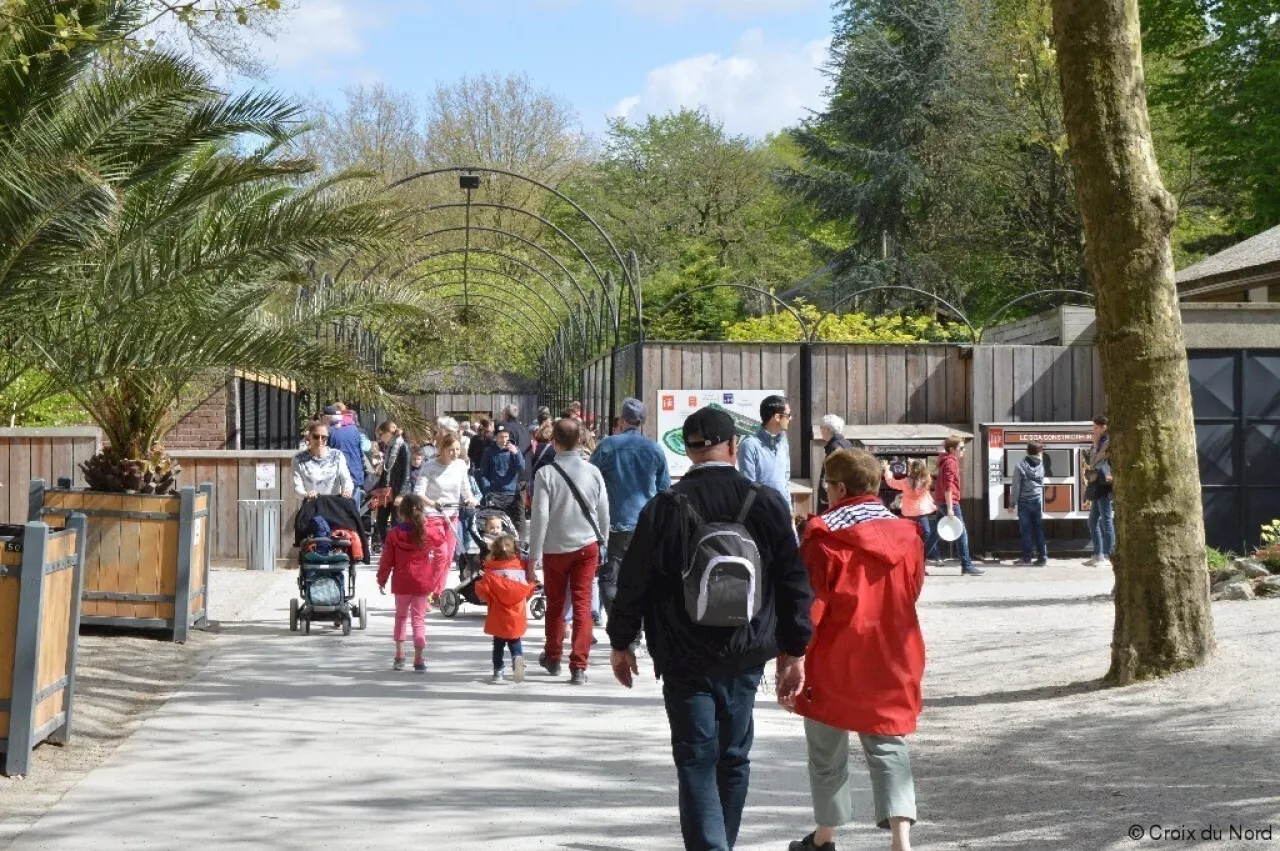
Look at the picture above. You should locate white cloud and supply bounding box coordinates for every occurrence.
[612,29,829,138]
[260,0,381,76]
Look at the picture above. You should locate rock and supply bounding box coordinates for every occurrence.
[1218,581,1255,601]
[1211,574,1246,594]
[1238,560,1272,579]
[1255,576,1280,598]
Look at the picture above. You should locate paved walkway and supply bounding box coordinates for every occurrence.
[8,566,880,851]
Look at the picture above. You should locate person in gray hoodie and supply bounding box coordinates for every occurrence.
[1011,441,1047,566]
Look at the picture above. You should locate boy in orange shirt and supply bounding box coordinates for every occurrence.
[475,535,537,684]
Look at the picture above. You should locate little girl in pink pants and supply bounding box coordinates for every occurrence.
[377,495,449,672]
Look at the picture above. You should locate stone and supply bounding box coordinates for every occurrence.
[1211,574,1245,594]
[1238,561,1272,579]
[1255,576,1280,598]
[1218,581,1255,602]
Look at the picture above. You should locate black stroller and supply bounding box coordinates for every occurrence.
[290,496,372,636]
[440,502,545,620]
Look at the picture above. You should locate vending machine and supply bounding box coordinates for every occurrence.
[982,423,1096,521]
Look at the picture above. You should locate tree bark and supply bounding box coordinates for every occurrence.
[1050,0,1214,683]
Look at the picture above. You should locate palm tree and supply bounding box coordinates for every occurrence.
[1,1,431,492]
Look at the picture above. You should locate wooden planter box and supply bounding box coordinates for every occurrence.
[30,480,213,642]
[1,517,87,777]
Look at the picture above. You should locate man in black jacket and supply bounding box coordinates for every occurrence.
[607,407,813,851]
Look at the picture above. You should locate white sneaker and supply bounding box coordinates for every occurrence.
[1095,557,1113,568]
[1082,557,1099,567]
[512,657,526,683]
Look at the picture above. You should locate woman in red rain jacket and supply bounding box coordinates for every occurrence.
[784,448,925,851]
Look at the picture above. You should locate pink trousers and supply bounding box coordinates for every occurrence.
[393,594,429,649]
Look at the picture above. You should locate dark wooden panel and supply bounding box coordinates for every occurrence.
[923,347,947,422]
[848,348,868,424]
[992,346,1015,421]
[906,347,929,422]
[1031,347,1055,420]
[701,346,723,390]
[1012,347,1035,422]
[866,348,888,423]
[1052,348,1075,421]
[885,346,908,423]
[1071,346,1095,420]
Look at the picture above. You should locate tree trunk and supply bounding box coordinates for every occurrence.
[1050,0,1214,683]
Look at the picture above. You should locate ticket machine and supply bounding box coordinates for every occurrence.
[981,423,1096,521]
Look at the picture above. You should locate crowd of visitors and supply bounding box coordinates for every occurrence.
[290,394,1117,851]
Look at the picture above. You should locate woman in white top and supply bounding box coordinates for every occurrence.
[414,433,475,590]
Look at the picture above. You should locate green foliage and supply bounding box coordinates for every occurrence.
[1142,0,1280,233]
[1259,519,1280,548]
[723,300,970,343]
[1204,545,1232,573]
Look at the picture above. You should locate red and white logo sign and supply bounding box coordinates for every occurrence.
[988,428,1005,449]
[662,395,675,412]
[688,396,698,408]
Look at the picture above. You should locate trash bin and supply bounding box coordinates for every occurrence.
[239,499,282,571]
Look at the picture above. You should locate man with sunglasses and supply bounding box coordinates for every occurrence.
[738,394,794,509]
[292,423,354,500]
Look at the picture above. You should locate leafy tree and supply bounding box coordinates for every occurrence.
[1142,0,1280,233]
[723,300,970,343]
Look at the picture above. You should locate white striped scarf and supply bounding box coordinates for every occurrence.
[822,500,896,531]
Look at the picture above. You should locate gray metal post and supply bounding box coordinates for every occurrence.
[52,514,87,745]
[5,522,49,777]
[27,478,45,523]
[172,486,196,643]
[199,482,214,626]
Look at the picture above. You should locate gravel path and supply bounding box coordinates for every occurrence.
[4,559,1278,850]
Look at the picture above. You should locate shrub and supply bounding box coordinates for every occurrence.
[1205,546,1232,573]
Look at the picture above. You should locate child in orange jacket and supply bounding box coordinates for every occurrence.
[474,535,536,684]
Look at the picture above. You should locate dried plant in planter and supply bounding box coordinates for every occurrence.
[81,447,181,495]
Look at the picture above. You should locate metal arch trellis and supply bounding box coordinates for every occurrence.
[815,285,980,343]
[386,165,644,338]
[416,275,590,361]
[977,289,1095,343]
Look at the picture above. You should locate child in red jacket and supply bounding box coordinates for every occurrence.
[474,535,536,685]
[377,495,449,673]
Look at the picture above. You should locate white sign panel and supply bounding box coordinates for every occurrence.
[656,389,784,477]
[255,462,276,491]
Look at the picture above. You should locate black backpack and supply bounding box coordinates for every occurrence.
[668,485,765,627]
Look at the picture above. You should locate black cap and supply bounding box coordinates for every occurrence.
[493,423,510,434]
[683,407,736,449]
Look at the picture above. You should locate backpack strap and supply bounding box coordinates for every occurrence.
[549,461,605,547]
[735,484,761,525]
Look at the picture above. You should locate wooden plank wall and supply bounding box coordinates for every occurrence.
[0,429,101,524]
[34,532,75,729]
[169,451,297,563]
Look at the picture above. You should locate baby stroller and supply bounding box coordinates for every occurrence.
[290,536,370,635]
[440,503,545,620]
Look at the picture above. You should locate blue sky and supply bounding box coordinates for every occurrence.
[253,0,835,137]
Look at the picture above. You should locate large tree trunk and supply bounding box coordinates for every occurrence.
[1050,0,1214,684]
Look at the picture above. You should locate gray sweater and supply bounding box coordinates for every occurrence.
[1011,456,1044,505]
[529,451,610,568]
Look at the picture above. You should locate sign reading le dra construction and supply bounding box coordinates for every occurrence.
[656,389,783,477]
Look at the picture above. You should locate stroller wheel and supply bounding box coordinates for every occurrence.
[289,598,299,632]
[530,595,546,621]
[358,598,369,631]
[304,617,311,636]
[440,588,461,618]
[342,615,352,637]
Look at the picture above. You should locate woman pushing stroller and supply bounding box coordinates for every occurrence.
[415,432,475,596]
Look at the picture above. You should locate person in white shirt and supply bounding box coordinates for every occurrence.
[415,432,476,584]
[292,422,354,499]
[528,418,610,685]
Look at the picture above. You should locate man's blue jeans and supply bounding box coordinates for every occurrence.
[925,504,973,571]
[662,666,764,851]
[1089,493,1115,557]
[1017,499,1047,562]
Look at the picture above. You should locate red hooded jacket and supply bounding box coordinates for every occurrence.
[376,521,449,596]
[475,557,536,640]
[933,451,961,507]
[797,495,926,736]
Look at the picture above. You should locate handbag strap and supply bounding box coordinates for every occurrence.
[549,460,605,546]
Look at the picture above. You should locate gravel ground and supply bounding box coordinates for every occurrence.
[0,567,289,845]
[4,559,1279,850]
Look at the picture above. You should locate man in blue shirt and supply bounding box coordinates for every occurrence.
[590,398,671,618]
[480,423,527,535]
[324,404,368,506]
[737,394,792,509]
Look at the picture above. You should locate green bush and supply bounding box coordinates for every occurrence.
[1205,546,1233,572]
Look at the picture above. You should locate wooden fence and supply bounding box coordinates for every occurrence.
[0,429,101,525]
[168,450,298,563]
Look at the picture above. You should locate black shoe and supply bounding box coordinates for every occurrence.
[1033,559,1048,567]
[570,669,588,685]
[789,833,835,851]
[539,652,561,677]
[962,566,986,576]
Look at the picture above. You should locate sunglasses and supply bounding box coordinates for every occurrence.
[309,434,329,442]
